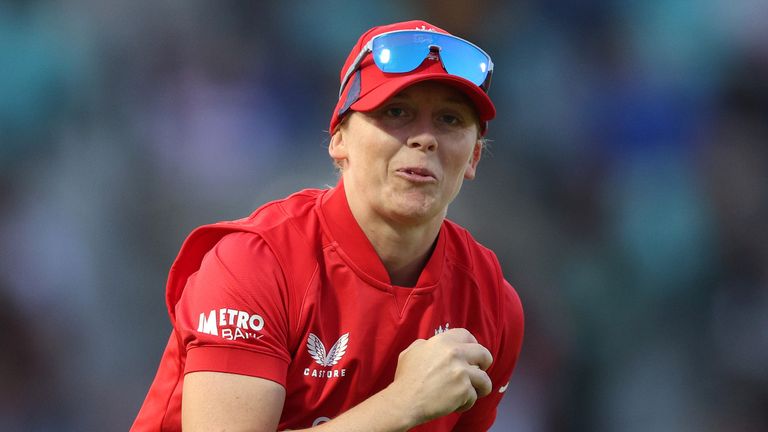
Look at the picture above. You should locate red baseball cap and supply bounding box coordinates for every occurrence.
[329,20,496,135]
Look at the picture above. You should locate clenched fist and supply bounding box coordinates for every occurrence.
[386,328,493,425]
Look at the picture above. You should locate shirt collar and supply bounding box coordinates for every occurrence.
[319,179,445,289]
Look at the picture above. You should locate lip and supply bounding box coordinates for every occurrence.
[395,166,438,183]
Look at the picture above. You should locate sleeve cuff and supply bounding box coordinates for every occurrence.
[185,345,289,387]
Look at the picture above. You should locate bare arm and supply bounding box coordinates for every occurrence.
[182,328,492,432]
[182,372,286,431]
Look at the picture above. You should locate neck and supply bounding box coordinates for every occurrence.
[344,186,443,288]
[360,218,441,287]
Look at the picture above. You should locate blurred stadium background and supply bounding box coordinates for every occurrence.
[1,0,767,430]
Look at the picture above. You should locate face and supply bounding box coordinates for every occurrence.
[329,81,483,226]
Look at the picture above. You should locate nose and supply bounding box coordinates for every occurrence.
[405,121,438,152]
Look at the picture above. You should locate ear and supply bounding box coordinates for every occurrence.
[328,129,349,168]
[463,140,483,180]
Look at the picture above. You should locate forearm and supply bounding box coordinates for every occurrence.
[283,329,491,431]
[283,384,418,432]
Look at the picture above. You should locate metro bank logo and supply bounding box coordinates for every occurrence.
[197,308,264,341]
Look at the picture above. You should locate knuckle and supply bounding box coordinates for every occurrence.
[455,327,471,337]
[447,364,465,382]
[482,351,493,369]
[462,328,478,340]
[447,345,462,359]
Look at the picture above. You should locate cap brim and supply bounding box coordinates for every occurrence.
[349,73,496,122]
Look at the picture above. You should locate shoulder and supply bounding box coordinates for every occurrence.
[207,187,328,287]
[441,218,502,274]
[201,187,329,264]
[442,218,523,326]
[183,233,287,310]
[236,187,326,231]
[207,232,280,276]
[175,187,326,262]
[166,188,328,318]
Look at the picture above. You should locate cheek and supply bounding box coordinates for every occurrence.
[346,140,393,178]
[446,141,476,171]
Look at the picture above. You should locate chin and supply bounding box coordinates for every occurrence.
[389,195,443,224]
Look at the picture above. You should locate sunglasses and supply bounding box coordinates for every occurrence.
[338,30,494,98]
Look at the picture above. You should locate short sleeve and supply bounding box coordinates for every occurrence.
[453,279,524,431]
[174,232,292,387]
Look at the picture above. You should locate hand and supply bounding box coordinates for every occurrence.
[387,328,493,425]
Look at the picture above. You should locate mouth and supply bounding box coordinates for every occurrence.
[395,167,438,183]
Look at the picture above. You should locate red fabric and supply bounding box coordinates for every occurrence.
[132,181,523,431]
[130,332,183,431]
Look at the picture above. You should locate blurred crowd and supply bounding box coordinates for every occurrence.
[1,0,766,430]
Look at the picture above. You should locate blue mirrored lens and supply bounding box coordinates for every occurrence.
[437,36,490,86]
[372,32,432,73]
[370,31,490,86]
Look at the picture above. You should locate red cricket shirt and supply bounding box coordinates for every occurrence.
[132,181,524,431]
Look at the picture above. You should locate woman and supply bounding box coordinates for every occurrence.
[133,20,523,431]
